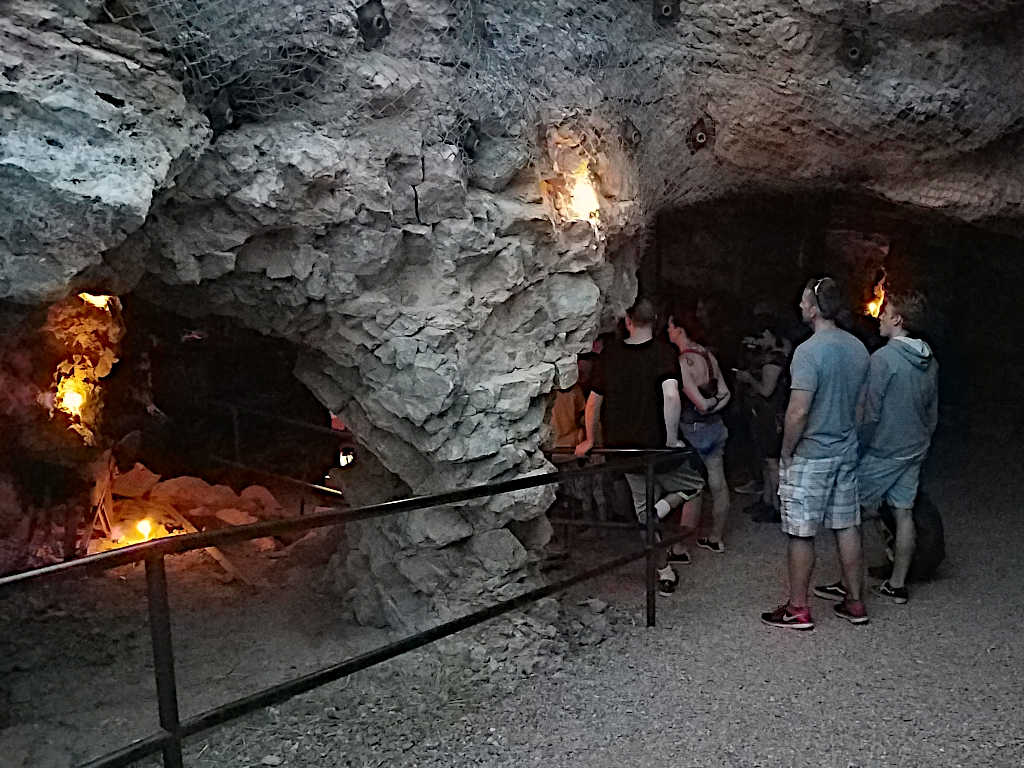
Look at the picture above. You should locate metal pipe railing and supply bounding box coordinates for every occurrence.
[2,415,695,768]
[0,453,681,586]
[209,399,357,443]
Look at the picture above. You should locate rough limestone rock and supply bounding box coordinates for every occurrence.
[0,1,209,302]
[3,0,1024,627]
[239,485,288,520]
[110,463,161,498]
[147,477,241,512]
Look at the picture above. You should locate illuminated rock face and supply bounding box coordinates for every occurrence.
[117,121,643,628]
[3,0,1024,626]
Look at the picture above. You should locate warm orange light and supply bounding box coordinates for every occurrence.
[566,161,600,223]
[78,292,112,310]
[136,519,153,540]
[57,378,87,417]
[865,278,886,318]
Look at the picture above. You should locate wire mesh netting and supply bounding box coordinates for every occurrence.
[104,0,703,214]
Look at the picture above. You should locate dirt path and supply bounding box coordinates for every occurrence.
[3,423,1023,767]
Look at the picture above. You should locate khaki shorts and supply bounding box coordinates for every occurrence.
[624,460,704,525]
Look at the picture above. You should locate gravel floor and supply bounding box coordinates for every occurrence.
[157,426,1024,768]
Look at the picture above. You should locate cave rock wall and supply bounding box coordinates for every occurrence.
[5,0,1024,627]
[117,115,643,627]
[0,2,209,301]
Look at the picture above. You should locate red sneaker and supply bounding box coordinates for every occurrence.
[833,599,869,625]
[760,603,814,630]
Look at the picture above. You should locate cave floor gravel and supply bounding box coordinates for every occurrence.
[3,421,1023,768]
[160,423,1024,768]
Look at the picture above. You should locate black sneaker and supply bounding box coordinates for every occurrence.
[812,581,848,602]
[657,567,679,596]
[833,599,869,625]
[872,580,909,604]
[667,549,692,565]
[697,538,725,553]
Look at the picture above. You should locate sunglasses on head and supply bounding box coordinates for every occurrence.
[812,278,828,301]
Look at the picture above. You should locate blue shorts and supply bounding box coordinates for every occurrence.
[857,454,922,510]
[680,419,728,461]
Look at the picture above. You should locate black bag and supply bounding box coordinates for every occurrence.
[879,492,946,582]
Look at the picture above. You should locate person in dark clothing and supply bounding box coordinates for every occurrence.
[735,324,792,522]
[576,298,705,596]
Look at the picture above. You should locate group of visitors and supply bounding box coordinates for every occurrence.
[560,275,939,629]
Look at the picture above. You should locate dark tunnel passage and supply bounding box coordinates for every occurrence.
[638,192,1024,437]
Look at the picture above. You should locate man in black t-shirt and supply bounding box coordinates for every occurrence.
[575,298,705,596]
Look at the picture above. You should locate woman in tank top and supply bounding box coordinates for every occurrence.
[666,310,732,557]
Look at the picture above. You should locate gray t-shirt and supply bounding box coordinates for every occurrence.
[790,327,869,459]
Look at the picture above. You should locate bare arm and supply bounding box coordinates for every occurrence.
[574,391,603,456]
[780,388,813,462]
[662,379,683,447]
[746,363,783,399]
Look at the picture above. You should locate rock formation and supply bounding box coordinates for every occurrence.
[3,0,1024,627]
[0,1,209,301]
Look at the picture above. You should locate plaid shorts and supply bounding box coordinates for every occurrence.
[779,455,860,537]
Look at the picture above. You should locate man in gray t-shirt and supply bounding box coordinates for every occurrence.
[761,277,869,631]
[789,326,868,462]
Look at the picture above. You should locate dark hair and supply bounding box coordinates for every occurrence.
[884,288,929,337]
[805,277,842,320]
[627,297,658,327]
[665,303,687,329]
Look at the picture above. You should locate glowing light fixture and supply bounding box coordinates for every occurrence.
[57,377,87,418]
[865,276,886,318]
[565,161,600,223]
[136,519,153,540]
[79,292,113,310]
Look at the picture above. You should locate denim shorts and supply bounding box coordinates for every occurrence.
[857,454,922,510]
[680,419,728,461]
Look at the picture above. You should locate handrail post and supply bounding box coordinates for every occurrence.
[146,554,185,768]
[645,455,657,628]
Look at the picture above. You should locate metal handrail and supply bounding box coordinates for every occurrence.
[2,438,695,768]
[206,397,357,443]
[0,451,681,586]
